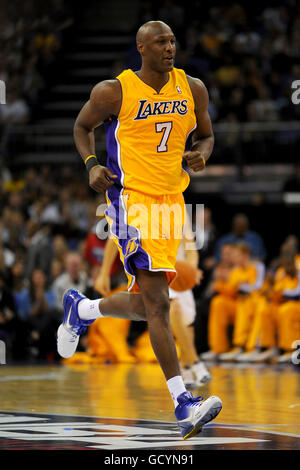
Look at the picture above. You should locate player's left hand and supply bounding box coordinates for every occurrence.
[183,151,206,172]
[94,270,111,297]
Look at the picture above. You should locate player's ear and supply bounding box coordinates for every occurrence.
[136,41,144,56]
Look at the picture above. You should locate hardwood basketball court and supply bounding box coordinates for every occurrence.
[0,361,299,451]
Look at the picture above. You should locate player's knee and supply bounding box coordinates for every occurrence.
[143,290,170,321]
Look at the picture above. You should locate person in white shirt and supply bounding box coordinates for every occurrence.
[52,252,88,311]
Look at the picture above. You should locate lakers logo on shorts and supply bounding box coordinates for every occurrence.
[125,237,139,259]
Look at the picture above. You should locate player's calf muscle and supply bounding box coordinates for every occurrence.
[100,292,147,321]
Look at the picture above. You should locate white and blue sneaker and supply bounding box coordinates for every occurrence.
[175,391,222,439]
[191,361,212,386]
[57,289,94,358]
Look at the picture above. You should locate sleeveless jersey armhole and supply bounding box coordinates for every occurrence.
[115,78,124,119]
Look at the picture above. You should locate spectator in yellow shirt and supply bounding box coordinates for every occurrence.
[202,242,265,360]
[241,253,300,363]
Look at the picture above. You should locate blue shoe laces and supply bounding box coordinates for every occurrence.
[178,392,204,407]
[73,324,87,336]
[189,395,204,405]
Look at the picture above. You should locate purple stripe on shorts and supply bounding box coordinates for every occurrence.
[103,118,151,277]
[105,185,150,277]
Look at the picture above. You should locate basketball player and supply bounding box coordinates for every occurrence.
[57,20,222,439]
[168,215,212,388]
[95,216,212,388]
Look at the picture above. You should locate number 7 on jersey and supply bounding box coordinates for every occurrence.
[156,121,173,153]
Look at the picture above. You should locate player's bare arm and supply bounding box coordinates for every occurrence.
[94,237,119,296]
[73,80,122,192]
[182,215,203,284]
[184,76,214,172]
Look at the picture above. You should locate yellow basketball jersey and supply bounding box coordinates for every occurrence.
[104,68,196,195]
[274,268,299,291]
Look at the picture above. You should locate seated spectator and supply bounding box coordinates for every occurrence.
[24,221,54,282]
[0,270,20,360]
[3,209,26,257]
[214,213,266,262]
[52,234,68,264]
[240,253,300,364]
[0,229,15,272]
[11,260,59,360]
[201,243,265,360]
[247,85,279,121]
[194,242,236,355]
[201,23,224,58]
[52,251,89,311]
[217,244,265,361]
[11,259,31,321]
[269,234,300,272]
[29,193,61,226]
[24,269,58,360]
[50,258,64,283]
[207,243,237,297]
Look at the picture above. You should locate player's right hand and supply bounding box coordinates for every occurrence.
[89,165,117,192]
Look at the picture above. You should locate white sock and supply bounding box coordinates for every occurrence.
[78,298,104,321]
[167,375,187,407]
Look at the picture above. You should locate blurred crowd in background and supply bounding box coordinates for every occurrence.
[0,0,73,119]
[0,0,299,363]
[132,0,300,123]
[0,162,299,363]
[0,164,106,361]
[1,0,300,129]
